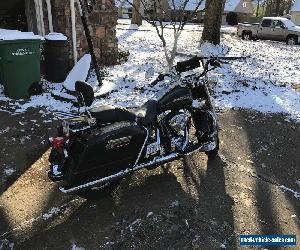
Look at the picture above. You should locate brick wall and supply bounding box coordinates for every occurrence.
[49,0,118,67]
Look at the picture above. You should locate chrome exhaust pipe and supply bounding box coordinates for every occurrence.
[59,153,179,194]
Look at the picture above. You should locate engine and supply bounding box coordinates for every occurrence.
[158,109,191,152]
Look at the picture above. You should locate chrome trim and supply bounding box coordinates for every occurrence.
[182,126,189,152]
[133,127,149,167]
[63,149,69,158]
[145,129,161,158]
[70,126,91,133]
[157,128,161,145]
[52,164,62,176]
[54,111,83,120]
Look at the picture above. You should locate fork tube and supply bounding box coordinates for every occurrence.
[203,84,215,112]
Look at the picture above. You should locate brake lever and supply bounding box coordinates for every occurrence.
[208,59,221,67]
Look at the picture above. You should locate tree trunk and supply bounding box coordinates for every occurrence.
[131,0,142,26]
[265,0,273,16]
[201,0,225,45]
[275,0,280,16]
[256,0,260,17]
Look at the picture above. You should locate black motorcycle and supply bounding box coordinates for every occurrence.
[48,56,221,199]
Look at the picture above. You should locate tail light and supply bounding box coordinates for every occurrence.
[49,135,69,150]
[49,120,70,150]
[52,137,66,150]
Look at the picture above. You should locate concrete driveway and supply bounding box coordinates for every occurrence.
[0,108,299,249]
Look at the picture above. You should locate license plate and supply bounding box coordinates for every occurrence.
[62,120,69,135]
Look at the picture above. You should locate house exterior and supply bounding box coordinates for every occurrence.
[117,0,133,18]
[0,0,118,66]
[223,0,254,24]
[136,0,253,24]
[199,0,254,24]
[291,0,300,25]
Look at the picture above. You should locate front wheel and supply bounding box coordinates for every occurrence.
[286,36,298,45]
[205,136,219,158]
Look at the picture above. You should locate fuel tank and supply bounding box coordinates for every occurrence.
[158,86,193,111]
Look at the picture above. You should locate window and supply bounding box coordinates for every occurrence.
[273,20,286,29]
[243,2,247,8]
[261,19,272,27]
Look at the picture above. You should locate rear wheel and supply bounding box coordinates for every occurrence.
[76,180,121,200]
[242,32,252,40]
[65,158,121,200]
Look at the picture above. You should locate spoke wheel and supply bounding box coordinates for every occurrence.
[65,158,121,200]
[205,135,219,158]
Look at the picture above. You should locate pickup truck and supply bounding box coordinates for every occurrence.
[237,17,300,45]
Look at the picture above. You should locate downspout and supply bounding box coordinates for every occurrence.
[45,0,54,33]
[70,0,78,64]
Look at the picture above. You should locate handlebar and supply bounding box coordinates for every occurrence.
[150,58,219,87]
[175,57,201,73]
[175,55,249,73]
[150,56,248,87]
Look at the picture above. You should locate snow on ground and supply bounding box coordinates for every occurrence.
[70,243,85,250]
[42,207,61,220]
[117,19,237,34]
[3,166,16,177]
[0,19,300,121]
[94,19,300,121]
[0,81,75,114]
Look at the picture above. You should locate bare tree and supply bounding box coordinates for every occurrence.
[275,0,281,15]
[201,0,225,45]
[117,0,205,69]
[256,0,261,17]
[265,0,295,16]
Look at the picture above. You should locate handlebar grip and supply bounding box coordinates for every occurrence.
[209,59,222,67]
[150,73,165,87]
[175,57,200,73]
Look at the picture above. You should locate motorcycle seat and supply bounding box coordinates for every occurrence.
[90,100,157,126]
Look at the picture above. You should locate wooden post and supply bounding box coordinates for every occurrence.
[70,0,78,64]
[46,0,54,33]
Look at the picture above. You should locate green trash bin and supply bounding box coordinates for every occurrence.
[0,39,42,99]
